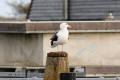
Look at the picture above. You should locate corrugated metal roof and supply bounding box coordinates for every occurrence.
[28,0,120,21]
[69,0,120,20]
[28,0,64,21]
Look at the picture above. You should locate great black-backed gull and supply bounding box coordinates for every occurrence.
[50,23,72,50]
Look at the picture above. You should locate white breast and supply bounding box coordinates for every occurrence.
[57,30,69,44]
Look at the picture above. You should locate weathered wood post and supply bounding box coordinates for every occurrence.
[44,51,69,80]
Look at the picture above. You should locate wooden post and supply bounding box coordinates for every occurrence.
[44,51,69,80]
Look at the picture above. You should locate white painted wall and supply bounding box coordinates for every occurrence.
[43,33,120,66]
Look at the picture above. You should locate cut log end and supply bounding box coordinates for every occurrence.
[47,51,68,57]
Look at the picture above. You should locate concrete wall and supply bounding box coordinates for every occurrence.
[0,32,120,67]
[0,34,43,67]
[43,33,120,66]
[1,22,120,67]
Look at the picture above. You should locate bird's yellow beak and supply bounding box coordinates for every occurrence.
[68,25,72,28]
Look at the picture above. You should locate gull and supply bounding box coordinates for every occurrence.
[50,23,72,51]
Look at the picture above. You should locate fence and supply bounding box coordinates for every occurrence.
[0,77,119,80]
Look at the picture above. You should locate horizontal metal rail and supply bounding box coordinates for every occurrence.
[0,78,119,80]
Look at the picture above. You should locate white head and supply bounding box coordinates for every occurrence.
[60,23,72,30]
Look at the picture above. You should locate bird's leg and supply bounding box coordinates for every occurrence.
[57,46,58,51]
[62,44,63,52]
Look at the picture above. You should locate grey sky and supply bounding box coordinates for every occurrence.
[0,0,31,18]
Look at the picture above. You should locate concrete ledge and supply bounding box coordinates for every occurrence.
[0,23,26,33]
[0,21,120,33]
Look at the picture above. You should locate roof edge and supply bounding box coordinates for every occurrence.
[26,0,33,19]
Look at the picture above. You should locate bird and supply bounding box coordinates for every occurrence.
[50,22,72,51]
[106,13,114,20]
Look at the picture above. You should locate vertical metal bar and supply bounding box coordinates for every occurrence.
[63,0,68,20]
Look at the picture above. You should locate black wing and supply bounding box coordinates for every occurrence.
[50,32,58,46]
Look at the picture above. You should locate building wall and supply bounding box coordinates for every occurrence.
[43,33,120,66]
[0,32,120,67]
[0,34,43,67]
